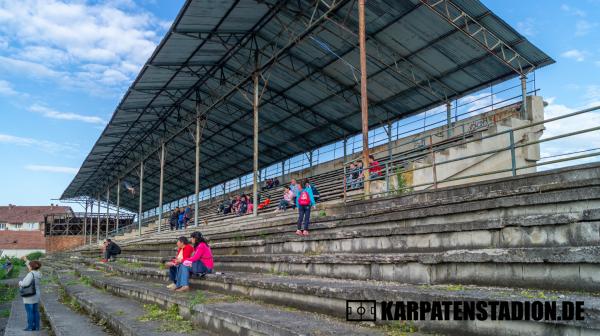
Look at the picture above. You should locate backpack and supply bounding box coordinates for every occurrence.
[298,190,311,206]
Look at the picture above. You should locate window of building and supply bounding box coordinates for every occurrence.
[26,222,38,230]
[0,223,6,230]
[12,223,22,230]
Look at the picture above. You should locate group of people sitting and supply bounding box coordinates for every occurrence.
[169,206,193,230]
[346,155,383,190]
[217,193,271,216]
[262,177,280,190]
[165,232,214,292]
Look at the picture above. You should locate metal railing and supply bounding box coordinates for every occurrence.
[343,105,600,201]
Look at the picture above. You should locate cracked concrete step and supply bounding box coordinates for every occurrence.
[78,258,600,336]
[39,280,109,336]
[3,298,49,336]
[49,263,388,336]
[52,269,214,336]
[106,246,600,292]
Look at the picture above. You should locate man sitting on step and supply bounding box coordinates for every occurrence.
[101,239,121,262]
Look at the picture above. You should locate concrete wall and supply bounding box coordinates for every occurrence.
[46,235,86,253]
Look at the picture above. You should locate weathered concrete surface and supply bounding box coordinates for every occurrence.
[80,259,600,336]
[39,282,108,336]
[3,298,49,336]
[48,261,384,336]
[54,270,209,336]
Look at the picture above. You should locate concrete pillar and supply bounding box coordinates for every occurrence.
[521,75,527,119]
[83,200,88,245]
[446,102,452,138]
[96,195,100,244]
[105,188,110,239]
[252,68,259,216]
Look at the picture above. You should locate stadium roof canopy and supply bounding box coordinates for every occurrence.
[61,0,554,212]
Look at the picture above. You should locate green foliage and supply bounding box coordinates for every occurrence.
[189,291,206,309]
[393,167,412,195]
[380,321,418,335]
[116,260,143,268]
[139,304,193,333]
[318,210,327,217]
[0,309,9,318]
[26,252,44,261]
[0,285,17,304]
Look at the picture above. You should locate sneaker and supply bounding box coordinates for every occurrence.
[166,283,176,289]
[295,230,302,236]
[302,230,309,236]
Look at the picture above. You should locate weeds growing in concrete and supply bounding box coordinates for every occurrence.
[139,304,193,333]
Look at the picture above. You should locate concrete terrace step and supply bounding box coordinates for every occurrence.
[3,298,49,336]
[51,269,214,336]
[39,281,109,336]
[45,261,389,336]
[84,246,600,292]
[82,259,600,336]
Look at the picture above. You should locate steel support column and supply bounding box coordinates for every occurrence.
[105,188,110,239]
[358,0,370,198]
[89,201,93,245]
[446,102,452,137]
[96,195,100,244]
[116,180,120,235]
[138,161,144,237]
[158,143,166,233]
[83,200,88,245]
[252,68,260,217]
[194,114,201,227]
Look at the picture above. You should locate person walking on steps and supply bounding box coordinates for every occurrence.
[101,239,121,262]
[18,256,42,331]
[295,180,316,236]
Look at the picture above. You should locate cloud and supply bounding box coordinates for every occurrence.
[561,49,586,62]
[0,0,169,95]
[24,164,78,174]
[0,133,76,153]
[539,97,600,170]
[517,18,536,37]
[29,104,105,124]
[0,80,18,96]
[560,4,587,17]
[575,20,597,36]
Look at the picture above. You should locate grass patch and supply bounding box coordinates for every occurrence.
[440,284,465,291]
[158,263,166,270]
[318,210,327,217]
[189,291,206,308]
[0,309,9,318]
[115,310,125,316]
[267,268,289,276]
[0,285,17,304]
[379,321,418,335]
[520,290,558,300]
[139,304,193,333]
[232,234,245,242]
[116,260,143,268]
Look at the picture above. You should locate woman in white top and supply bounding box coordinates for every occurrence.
[18,257,42,331]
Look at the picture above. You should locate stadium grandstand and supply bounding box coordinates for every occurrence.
[25,0,600,335]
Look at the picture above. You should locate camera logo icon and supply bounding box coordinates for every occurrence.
[346,300,377,321]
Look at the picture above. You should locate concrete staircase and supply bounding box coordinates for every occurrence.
[50,162,600,335]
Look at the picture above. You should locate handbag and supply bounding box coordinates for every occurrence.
[19,275,36,298]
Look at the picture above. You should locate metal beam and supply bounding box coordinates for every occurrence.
[138,161,144,236]
[158,143,165,233]
[358,0,370,197]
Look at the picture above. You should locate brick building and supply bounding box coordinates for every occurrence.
[0,204,72,257]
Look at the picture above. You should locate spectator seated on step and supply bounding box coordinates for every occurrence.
[257,197,271,210]
[218,197,232,215]
[237,194,249,216]
[289,178,299,194]
[183,206,192,229]
[177,210,186,230]
[173,231,214,292]
[276,186,295,212]
[101,239,121,262]
[166,236,194,290]
[368,154,383,180]
[262,178,274,191]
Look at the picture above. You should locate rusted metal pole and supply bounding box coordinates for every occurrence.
[194,114,201,226]
[116,180,120,235]
[252,68,260,216]
[358,0,370,198]
[446,102,452,138]
[83,200,88,246]
[158,143,165,233]
[105,188,110,239]
[96,194,100,244]
[138,161,144,237]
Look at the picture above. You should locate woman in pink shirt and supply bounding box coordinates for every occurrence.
[174,231,214,292]
[276,186,295,211]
